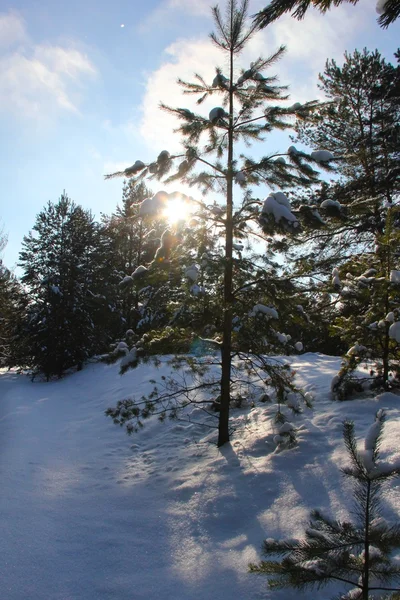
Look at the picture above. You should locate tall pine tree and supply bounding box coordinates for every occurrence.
[19,193,108,378]
[106,0,334,446]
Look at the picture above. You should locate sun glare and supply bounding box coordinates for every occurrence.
[163,196,194,223]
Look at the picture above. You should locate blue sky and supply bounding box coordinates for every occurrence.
[1,0,399,269]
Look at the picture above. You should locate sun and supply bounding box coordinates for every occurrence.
[163,195,195,223]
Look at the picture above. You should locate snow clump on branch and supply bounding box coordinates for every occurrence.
[261,192,299,229]
[311,150,334,163]
[250,304,279,319]
[389,322,400,343]
[209,107,228,123]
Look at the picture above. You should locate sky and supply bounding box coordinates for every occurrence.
[0,0,399,270]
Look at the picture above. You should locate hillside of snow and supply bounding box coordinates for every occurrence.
[0,354,399,600]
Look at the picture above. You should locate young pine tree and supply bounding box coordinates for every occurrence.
[105,0,333,446]
[250,411,400,600]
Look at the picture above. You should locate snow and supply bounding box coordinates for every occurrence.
[332,267,341,288]
[139,191,169,217]
[262,195,299,227]
[389,321,400,343]
[190,284,205,296]
[157,150,170,163]
[346,342,367,356]
[311,150,334,163]
[132,265,148,279]
[116,341,129,352]
[321,199,342,211]
[119,275,134,288]
[209,107,227,123]
[125,160,145,176]
[390,270,400,284]
[276,332,288,344]
[1,354,400,600]
[287,145,299,155]
[120,347,138,369]
[365,418,382,451]
[278,422,295,434]
[212,73,229,88]
[272,191,291,210]
[295,341,303,352]
[234,171,246,184]
[184,265,199,282]
[251,304,279,319]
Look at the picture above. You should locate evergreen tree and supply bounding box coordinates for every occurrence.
[100,180,161,334]
[250,411,400,600]
[330,205,400,397]
[0,260,27,368]
[276,49,400,389]
[19,193,108,378]
[254,0,400,29]
[105,0,332,446]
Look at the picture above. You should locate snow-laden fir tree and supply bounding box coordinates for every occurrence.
[331,205,400,398]
[279,49,400,394]
[250,410,400,600]
[100,180,165,334]
[105,0,335,446]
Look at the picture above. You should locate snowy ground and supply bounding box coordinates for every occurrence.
[0,354,399,600]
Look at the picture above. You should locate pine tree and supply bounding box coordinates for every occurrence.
[0,261,27,368]
[19,193,108,378]
[281,49,400,390]
[330,205,400,397]
[100,180,162,334]
[250,411,400,600]
[254,0,400,29]
[105,0,332,446]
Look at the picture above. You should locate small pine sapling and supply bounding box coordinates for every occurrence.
[249,410,400,599]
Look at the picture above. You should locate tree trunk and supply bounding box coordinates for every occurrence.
[218,21,235,448]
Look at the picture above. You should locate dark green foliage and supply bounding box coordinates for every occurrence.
[330,206,400,394]
[18,193,111,379]
[279,49,400,369]
[250,411,400,599]
[0,261,27,368]
[99,180,161,333]
[254,0,400,29]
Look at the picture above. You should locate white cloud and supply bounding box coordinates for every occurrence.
[139,38,222,151]
[0,11,27,49]
[137,1,368,152]
[270,5,364,68]
[0,11,96,121]
[138,0,212,33]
